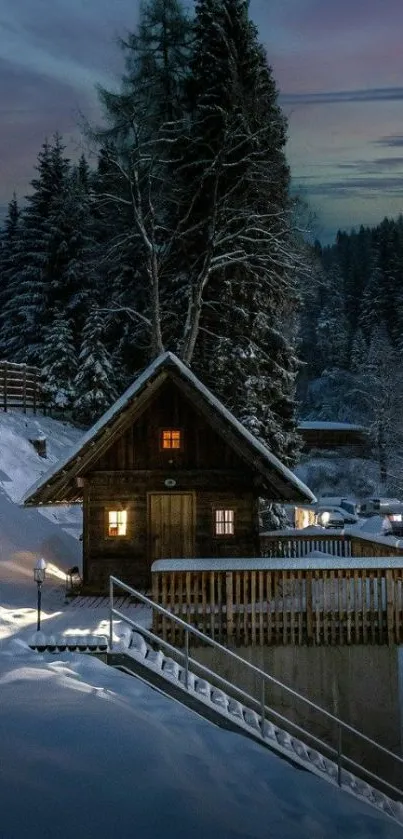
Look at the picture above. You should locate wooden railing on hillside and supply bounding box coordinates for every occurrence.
[0,361,42,413]
[152,558,403,647]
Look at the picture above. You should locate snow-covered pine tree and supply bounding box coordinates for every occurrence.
[315,266,349,373]
[41,313,77,411]
[358,247,384,343]
[0,194,21,359]
[365,324,403,484]
[0,135,70,363]
[349,322,403,486]
[297,239,328,390]
[177,0,303,465]
[45,158,98,342]
[350,328,368,373]
[73,305,117,425]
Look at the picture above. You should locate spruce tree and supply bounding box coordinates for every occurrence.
[44,160,97,340]
[41,313,77,410]
[178,0,302,464]
[1,135,71,363]
[362,323,403,484]
[0,194,21,359]
[315,267,349,372]
[73,305,117,424]
[350,328,368,373]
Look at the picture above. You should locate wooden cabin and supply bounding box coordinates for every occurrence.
[23,352,314,591]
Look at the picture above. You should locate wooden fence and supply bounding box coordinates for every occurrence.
[260,531,403,559]
[152,559,403,647]
[0,361,42,413]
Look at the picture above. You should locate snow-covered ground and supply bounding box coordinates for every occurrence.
[1,409,403,838]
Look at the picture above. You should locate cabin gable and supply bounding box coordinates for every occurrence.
[93,379,253,474]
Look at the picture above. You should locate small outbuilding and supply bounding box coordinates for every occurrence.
[23,352,314,591]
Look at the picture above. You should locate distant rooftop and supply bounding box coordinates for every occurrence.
[298,422,367,432]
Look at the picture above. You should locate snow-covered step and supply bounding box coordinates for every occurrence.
[29,632,108,652]
[114,628,403,826]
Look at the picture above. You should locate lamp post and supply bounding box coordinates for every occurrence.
[33,558,46,631]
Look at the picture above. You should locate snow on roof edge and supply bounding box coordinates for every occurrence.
[21,351,315,504]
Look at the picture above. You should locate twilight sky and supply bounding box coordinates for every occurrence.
[1,0,403,243]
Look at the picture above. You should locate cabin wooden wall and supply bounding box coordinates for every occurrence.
[83,477,260,591]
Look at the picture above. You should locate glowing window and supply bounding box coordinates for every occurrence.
[161,429,181,450]
[214,509,235,536]
[108,510,127,536]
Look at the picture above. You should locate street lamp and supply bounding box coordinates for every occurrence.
[33,558,46,631]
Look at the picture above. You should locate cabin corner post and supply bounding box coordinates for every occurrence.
[82,481,90,585]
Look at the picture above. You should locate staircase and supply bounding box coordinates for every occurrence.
[28,575,403,826]
[107,575,403,826]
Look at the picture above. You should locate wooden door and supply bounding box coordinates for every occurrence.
[148,493,195,564]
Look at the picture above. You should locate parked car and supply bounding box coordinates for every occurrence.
[358,497,401,517]
[315,504,358,529]
[382,504,403,537]
[318,497,359,517]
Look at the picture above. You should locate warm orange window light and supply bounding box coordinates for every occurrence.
[161,429,181,449]
[215,509,234,536]
[108,510,127,536]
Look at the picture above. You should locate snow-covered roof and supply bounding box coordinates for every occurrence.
[298,422,367,432]
[22,352,315,505]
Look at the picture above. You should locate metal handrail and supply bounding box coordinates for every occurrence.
[110,606,403,798]
[109,575,403,799]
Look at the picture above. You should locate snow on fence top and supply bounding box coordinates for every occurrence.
[261,526,403,548]
[0,360,42,413]
[152,556,403,572]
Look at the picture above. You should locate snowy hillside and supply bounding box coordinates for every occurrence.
[1,410,402,838]
[0,411,84,616]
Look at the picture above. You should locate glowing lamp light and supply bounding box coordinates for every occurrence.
[34,557,46,584]
[33,557,46,631]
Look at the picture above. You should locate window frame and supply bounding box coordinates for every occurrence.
[106,508,128,538]
[213,507,235,537]
[159,427,183,452]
